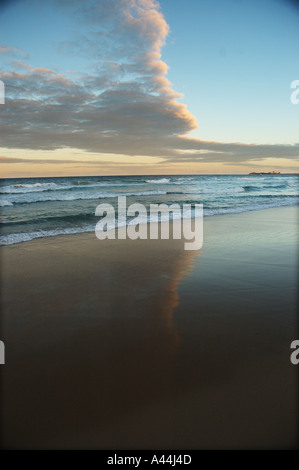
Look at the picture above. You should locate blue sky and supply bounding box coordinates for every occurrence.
[0,0,298,176]
[161,0,299,144]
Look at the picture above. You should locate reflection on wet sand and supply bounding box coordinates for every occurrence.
[1,207,297,449]
[1,233,198,449]
[159,250,198,331]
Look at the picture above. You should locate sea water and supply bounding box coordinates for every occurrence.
[0,174,297,245]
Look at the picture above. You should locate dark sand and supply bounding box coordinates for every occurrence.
[0,206,298,449]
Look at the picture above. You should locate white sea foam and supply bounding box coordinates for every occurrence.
[0,182,61,193]
[146,178,170,184]
[0,200,13,207]
[204,199,298,216]
[1,199,297,246]
[0,181,147,195]
[0,189,169,205]
[0,225,95,246]
[198,187,245,194]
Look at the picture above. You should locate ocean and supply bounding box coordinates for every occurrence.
[0,174,298,245]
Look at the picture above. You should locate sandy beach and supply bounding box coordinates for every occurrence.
[0,206,298,449]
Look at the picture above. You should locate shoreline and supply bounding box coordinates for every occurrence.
[1,205,298,449]
[1,203,298,248]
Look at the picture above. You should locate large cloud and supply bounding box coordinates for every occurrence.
[0,0,298,165]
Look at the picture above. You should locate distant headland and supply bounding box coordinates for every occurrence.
[249,171,281,175]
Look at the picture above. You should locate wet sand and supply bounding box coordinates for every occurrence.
[0,206,298,449]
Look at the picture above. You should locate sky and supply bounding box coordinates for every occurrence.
[0,0,298,177]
